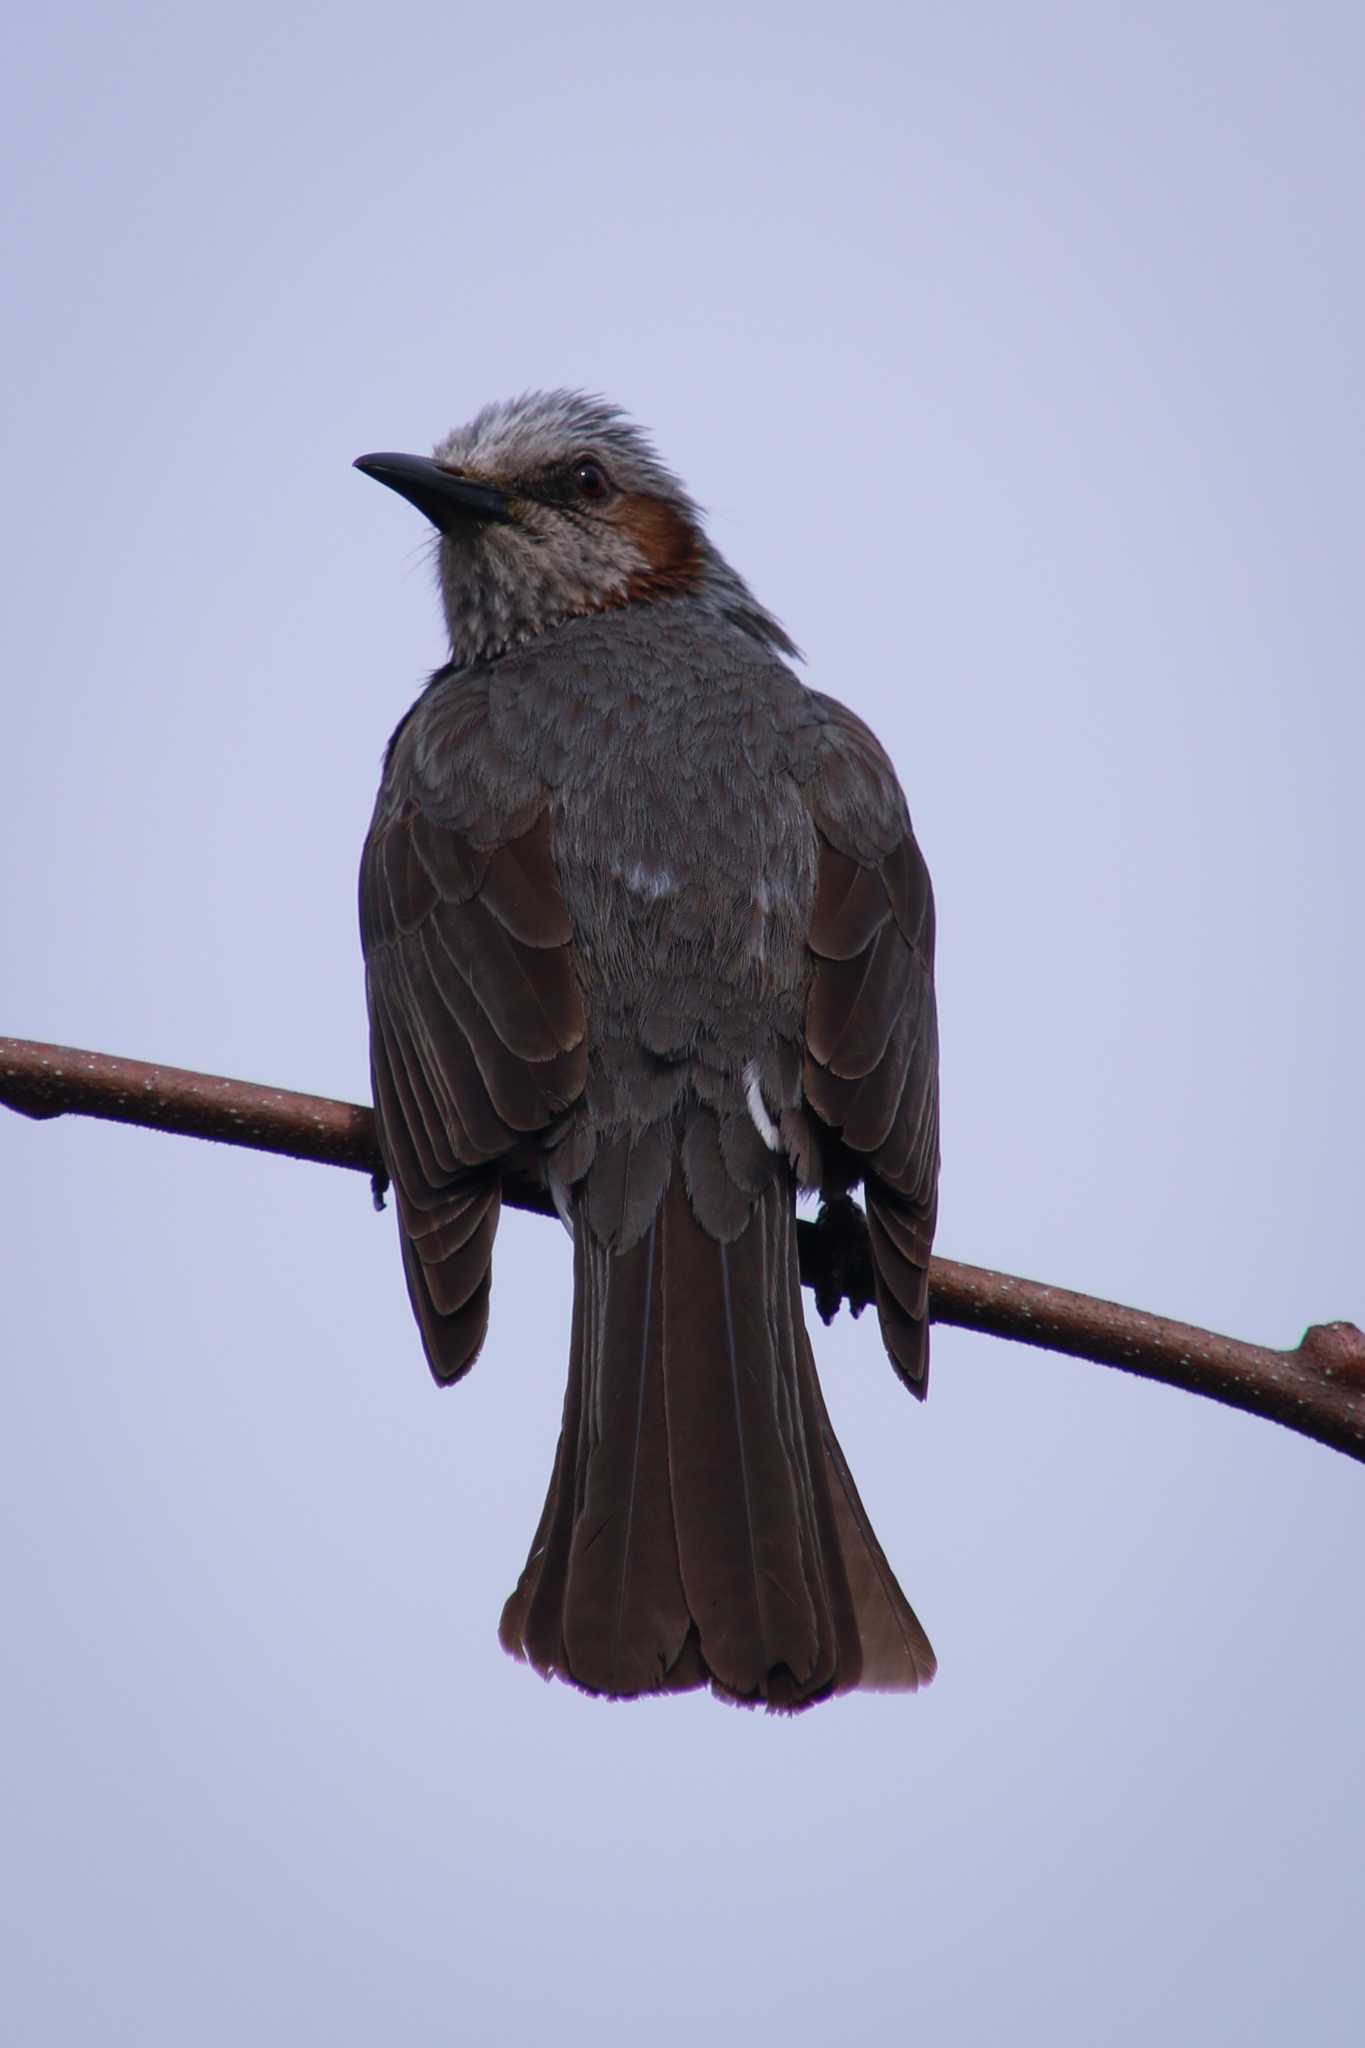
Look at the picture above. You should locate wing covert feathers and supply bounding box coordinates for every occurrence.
[362,802,587,1384]
[804,730,940,1397]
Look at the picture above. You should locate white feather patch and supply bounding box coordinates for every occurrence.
[743,1060,781,1151]
[625,860,675,900]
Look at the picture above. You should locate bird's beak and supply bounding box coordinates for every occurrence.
[353,452,512,530]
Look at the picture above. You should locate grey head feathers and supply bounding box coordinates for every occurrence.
[426,390,800,669]
[435,390,688,504]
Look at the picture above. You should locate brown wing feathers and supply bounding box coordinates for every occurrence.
[362,804,587,1384]
[803,826,940,1397]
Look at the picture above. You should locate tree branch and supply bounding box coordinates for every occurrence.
[3,1035,1362,1465]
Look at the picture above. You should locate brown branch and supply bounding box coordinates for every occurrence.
[3,1035,1362,1465]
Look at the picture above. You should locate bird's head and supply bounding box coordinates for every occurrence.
[355,390,797,668]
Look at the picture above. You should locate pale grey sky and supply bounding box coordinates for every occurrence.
[3,3,1363,2043]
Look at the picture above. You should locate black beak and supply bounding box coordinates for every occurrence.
[353,452,512,530]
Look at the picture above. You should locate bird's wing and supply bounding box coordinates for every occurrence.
[360,689,587,1384]
[800,693,940,1396]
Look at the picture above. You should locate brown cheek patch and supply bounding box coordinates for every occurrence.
[617,494,705,601]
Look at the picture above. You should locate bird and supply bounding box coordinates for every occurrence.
[354,392,940,1711]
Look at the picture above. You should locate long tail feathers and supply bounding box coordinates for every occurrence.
[499,1162,934,1710]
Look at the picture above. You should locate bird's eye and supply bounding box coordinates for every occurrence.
[573,458,611,503]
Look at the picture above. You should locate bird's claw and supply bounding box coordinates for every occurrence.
[806,1196,876,1326]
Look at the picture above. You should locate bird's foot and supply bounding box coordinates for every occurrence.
[802,1196,876,1326]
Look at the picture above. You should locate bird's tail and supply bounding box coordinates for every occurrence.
[499,1160,935,1709]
